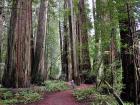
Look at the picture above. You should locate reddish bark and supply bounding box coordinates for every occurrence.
[2,0,32,88]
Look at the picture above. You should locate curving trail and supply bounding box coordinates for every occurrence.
[22,84,92,105]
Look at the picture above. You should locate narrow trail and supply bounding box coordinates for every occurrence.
[24,84,92,105]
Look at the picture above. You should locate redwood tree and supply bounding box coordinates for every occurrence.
[68,0,80,84]
[118,1,140,103]
[2,0,32,88]
[0,0,4,84]
[61,0,69,80]
[78,0,91,82]
[32,0,48,84]
[61,0,80,83]
[0,0,4,65]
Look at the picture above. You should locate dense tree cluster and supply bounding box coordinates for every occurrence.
[0,0,140,104]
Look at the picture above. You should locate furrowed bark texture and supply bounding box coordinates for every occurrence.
[32,0,48,84]
[2,0,32,88]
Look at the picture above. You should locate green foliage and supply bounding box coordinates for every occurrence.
[113,66,123,93]
[15,90,41,104]
[49,65,60,79]
[2,91,13,100]
[43,80,69,92]
[0,88,41,105]
[47,1,62,79]
[32,0,40,4]
[1,99,18,105]
[95,65,123,95]
[73,87,96,101]
[92,94,134,105]
[73,87,133,105]
[124,102,134,105]
[92,94,117,105]
[0,88,11,99]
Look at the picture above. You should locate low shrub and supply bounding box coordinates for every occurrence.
[0,88,42,105]
[15,90,41,104]
[92,94,117,105]
[0,88,12,99]
[73,87,134,105]
[92,94,134,105]
[2,91,13,100]
[124,102,134,105]
[43,80,69,92]
[1,99,18,105]
[73,87,96,101]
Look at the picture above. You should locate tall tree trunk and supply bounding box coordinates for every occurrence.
[61,0,69,80]
[58,0,63,76]
[2,0,32,88]
[0,0,4,64]
[32,0,48,84]
[119,1,138,103]
[59,21,64,79]
[76,13,81,82]
[109,28,117,87]
[0,0,4,84]
[61,0,80,83]
[68,0,80,84]
[67,18,72,81]
[92,0,102,82]
[0,1,3,64]
[93,0,103,85]
[134,30,140,104]
[79,0,91,82]
[60,0,66,80]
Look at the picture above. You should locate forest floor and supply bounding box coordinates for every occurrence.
[21,84,93,105]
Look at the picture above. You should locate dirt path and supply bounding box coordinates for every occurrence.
[23,84,92,105]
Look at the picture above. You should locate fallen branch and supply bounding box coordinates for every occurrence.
[104,81,124,105]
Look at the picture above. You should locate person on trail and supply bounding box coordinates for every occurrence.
[70,80,75,89]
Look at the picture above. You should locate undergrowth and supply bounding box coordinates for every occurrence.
[73,87,96,101]
[0,80,69,105]
[73,87,134,105]
[0,88,42,105]
[43,80,69,92]
[92,94,133,105]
